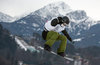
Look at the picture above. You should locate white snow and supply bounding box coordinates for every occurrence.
[14,12,30,21]
[37,28,41,31]
[15,37,27,51]
[17,20,26,24]
[32,1,72,18]
[56,1,72,15]
[70,18,76,23]
[85,17,98,28]
[0,12,14,23]
[15,36,40,52]
[18,61,23,65]
[73,38,83,42]
[32,23,39,27]
[26,46,40,53]
[76,32,81,35]
[37,46,44,50]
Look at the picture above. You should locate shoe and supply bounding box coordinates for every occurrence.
[44,44,51,52]
[57,52,65,57]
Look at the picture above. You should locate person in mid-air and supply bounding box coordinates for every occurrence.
[42,16,74,57]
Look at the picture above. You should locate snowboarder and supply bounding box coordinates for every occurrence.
[42,16,74,57]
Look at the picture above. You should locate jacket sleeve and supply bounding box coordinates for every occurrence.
[62,29,72,42]
[51,18,58,26]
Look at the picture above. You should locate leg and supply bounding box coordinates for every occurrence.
[57,35,67,53]
[45,31,59,47]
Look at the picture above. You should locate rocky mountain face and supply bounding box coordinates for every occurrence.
[0,2,100,48]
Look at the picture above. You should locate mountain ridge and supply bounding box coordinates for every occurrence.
[0,1,100,48]
[0,12,14,22]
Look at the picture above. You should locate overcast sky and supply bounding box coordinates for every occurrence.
[0,0,100,20]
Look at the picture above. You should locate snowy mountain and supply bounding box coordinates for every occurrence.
[32,1,72,18]
[67,10,100,32]
[0,12,15,22]
[0,1,100,48]
[0,22,100,65]
[0,2,72,36]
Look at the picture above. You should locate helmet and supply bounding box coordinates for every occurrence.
[62,16,69,24]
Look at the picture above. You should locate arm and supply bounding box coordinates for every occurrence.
[51,17,63,26]
[51,18,58,26]
[62,29,72,42]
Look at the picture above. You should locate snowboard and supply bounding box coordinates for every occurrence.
[15,36,79,62]
[37,46,75,61]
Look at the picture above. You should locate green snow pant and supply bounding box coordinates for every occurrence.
[45,31,67,53]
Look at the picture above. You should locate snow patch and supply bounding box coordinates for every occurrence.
[76,32,81,35]
[98,41,100,44]
[73,38,83,42]
[85,17,98,28]
[92,34,96,36]
[37,28,41,31]
[15,36,40,53]
[17,20,26,24]
[0,12,14,23]
[32,23,39,27]
[15,37,27,51]
[26,46,40,53]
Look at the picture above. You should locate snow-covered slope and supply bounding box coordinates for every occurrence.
[31,1,72,18]
[66,10,99,34]
[15,36,39,52]
[0,12,14,22]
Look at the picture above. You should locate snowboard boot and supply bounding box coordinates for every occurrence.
[44,44,51,52]
[57,52,65,57]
